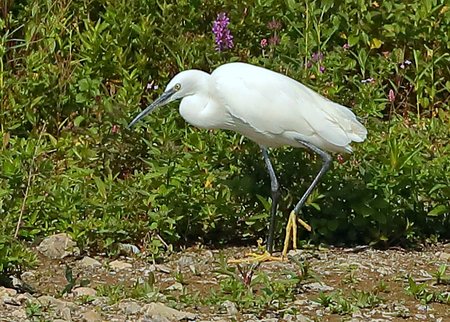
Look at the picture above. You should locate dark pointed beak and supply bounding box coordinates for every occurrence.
[128,88,176,128]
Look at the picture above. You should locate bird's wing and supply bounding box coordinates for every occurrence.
[212,63,366,150]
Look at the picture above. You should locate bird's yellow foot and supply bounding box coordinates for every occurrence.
[228,238,284,264]
[282,210,312,257]
[227,251,284,264]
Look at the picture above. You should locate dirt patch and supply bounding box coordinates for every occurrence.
[1,244,449,321]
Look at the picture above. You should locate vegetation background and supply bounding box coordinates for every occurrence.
[1,0,449,276]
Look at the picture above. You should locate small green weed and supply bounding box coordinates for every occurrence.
[61,265,90,296]
[96,273,160,304]
[405,276,450,304]
[433,264,450,285]
[25,302,42,319]
[316,289,383,315]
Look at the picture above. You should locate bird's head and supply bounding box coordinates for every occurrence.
[128,70,206,128]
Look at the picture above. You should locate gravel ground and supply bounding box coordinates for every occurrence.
[0,242,449,322]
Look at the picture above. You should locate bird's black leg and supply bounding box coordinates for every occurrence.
[281,140,332,256]
[261,147,280,253]
[293,140,332,215]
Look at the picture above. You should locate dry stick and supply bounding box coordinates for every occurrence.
[14,122,47,238]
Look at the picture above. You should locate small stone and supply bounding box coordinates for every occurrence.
[118,243,141,255]
[37,233,80,259]
[60,307,71,321]
[16,293,35,304]
[20,271,35,281]
[166,282,183,291]
[79,256,102,268]
[221,300,238,316]
[11,308,27,319]
[303,282,334,292]
[73,287,97,298]
[415,314,427,320]
[0,287,19,306]
[178,255,195,268]
[438,252,450,261]
[139,316,170,322]
[118,300,141,315]
[38,295,76,311]
[0,286,17,297]
[155,264,171,274]
[109,260,132,271]
[81,310,102,322]
[141,302,196,320]
[3,296,20,306]
[284,313,312,322]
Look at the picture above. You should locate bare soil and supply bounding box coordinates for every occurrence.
[2,244,449,321]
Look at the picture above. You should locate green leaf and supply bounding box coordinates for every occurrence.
[348,34,359,46]
[74,116,85,127]
[428,205,447,217]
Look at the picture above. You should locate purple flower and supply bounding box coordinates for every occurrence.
[146,82,158,90]
[260,38,268,48]
[212,12,234,51]
[268,35,280,46]
[388,89,395,102]
[343,43,350,50]
[400,59,412,69]
[311,52,324,62]
[267,19,282,30]
[319,66,326,73]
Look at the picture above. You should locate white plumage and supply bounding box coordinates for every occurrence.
[165,62,366,153]
[129,62,368,259]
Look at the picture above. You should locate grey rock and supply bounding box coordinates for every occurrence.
[0,286,17,297]
[11,308,27,319]
[109,260,132,271]
[73,287,97,298]
[155,264,171,274]
[3,296,20,306]
[60,307,72,321]
[118,243,141,255]
[303,282,334,292]
[438,252,450,261]
[79,256,102,268]
[221,300,238,316]
[91,296,108,306]
[284,314,313,322]
[141,302,196,320]
[16,293,35,304]
[178,255,195,268]
[166,282,183,291]
[37,233,80,259]
[38,295,77,311]
[416,304,430,312]
[21,271,35,280]
[139,316,170,322]
[81,310,102,322]
[118,300,142,315]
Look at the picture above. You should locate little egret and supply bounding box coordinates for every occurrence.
[129,62,367,261]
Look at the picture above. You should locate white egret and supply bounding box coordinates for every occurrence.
[129,62,367,261]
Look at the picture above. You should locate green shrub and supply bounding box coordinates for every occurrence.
[1,0,449,275]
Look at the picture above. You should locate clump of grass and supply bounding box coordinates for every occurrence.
[96,273,161,304]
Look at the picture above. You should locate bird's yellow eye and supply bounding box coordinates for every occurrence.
[174,83,181,91]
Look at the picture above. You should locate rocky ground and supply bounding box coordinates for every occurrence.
[0,234,449,322]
